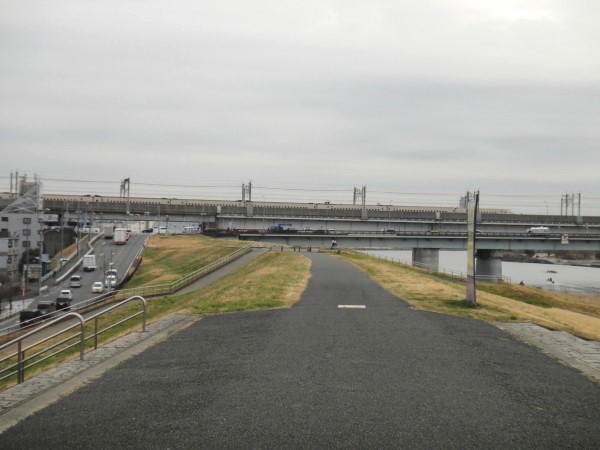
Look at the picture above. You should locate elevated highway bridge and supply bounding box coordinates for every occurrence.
[238,229,600,252]
[238,229,600,282]
[3,193,600,282]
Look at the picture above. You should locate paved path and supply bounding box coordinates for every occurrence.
[1,252,599,448]
[0,314,197,433]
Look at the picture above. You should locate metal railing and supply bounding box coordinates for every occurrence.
[170,246,251,291]
[87,296,146,351]
[0,312,85,384]
[0,296,146,385]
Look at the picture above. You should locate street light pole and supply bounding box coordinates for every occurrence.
[38,228,60,295]
[262,196,266,232]
[75,210,82,256]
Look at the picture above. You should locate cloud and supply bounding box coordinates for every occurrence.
[1,0,599,213]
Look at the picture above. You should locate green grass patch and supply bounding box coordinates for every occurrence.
[90,250,310,323]
[125,235,249,288]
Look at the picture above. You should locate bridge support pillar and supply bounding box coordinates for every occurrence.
[412,248,439,271]
[476,249,503,282]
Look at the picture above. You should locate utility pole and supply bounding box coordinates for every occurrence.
[353,185,366,206]
[242,181,252,203]
[465,190,479,306]
[120,177,130,214]
[561,193,580,216]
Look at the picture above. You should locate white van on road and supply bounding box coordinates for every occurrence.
[527,226,550,235]
[70,275,82,288]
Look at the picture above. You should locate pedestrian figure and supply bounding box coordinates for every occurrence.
[331,239,337,250]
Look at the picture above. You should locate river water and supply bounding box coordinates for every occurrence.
[364,250,600,294]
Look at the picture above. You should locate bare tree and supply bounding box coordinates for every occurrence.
[0,274,20,312]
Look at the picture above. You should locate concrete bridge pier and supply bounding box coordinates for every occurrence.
[476,249,503,282]
[412,248,439,271]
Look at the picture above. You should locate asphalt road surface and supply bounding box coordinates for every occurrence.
[1,252,599,448]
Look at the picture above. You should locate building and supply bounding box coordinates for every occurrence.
[0,180,43,280]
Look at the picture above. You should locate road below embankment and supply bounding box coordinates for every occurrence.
[1,252,599,448]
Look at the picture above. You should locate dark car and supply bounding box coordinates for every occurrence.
[36,301,57,317]
[19,309,42,328]
[56,289,73,310]
[19,301,56,327]
[56,295,72,311]
[142,228,154,233]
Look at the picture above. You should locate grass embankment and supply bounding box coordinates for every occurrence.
[125,235,251,288]
[336,251,600,341]
[1,237,310,390]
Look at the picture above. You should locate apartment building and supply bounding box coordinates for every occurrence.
[0,183,42,280]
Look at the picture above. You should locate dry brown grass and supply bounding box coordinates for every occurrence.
[338,251,600,341]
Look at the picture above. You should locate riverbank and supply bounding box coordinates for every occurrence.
[502,251,600,268]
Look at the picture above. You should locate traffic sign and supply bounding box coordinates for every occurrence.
[561,233,569,244]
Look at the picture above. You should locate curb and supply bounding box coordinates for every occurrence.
[495,322,600,384]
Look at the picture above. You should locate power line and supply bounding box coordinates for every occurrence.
[45,177,238,189]
[254,185,349,192]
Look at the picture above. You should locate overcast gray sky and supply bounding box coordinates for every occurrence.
[1,0,599,214]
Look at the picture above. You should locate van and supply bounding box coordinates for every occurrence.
[70,275,82,288]
[527,226,550,235]
[182,226,200,234]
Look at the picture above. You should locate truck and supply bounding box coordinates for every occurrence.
[113,228,127,245]
[267,224,293,233]
[103,224,114,239]
[83,254,97,271]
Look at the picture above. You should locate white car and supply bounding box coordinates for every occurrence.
[92,282,104,293]
[58,289,73,301]
[104,275,117,288]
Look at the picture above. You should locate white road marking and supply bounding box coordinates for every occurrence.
[337,305,366,309]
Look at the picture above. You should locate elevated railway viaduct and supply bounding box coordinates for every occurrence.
[3,193,600,281]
